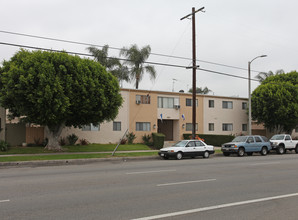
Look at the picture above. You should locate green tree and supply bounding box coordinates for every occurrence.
[255,69,284,83]
[188,86,212,94]
[0,49,122,151]
[87,45,130,84]
[120,44,156,89]
[251,71,298,134]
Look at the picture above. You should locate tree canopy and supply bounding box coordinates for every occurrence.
[120,44,156,89]
[251,71,298,134]
[188,86,212,94]
[87,45,130,84]
[0,49,123,150]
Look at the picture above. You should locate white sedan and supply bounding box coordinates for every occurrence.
[158,140,215,160]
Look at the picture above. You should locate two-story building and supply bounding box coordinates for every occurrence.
[57,88,249,144]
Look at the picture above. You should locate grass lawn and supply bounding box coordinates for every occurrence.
[0,152,158,162]
[0,143,153,155]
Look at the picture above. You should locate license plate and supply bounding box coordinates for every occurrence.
[161,153,164,156]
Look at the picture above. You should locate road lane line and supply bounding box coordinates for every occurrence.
[126,169,176,175]
[249,162,281,166]
[131,192,298,220]
[157,178,216,187]
[0,200,10,203]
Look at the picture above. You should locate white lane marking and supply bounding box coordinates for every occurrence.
[157,178,216,187]
[0,200,10,203]
[126,169,176,175]
[249,162,281,166]
[131,192,298,220]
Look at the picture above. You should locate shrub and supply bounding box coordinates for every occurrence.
[126,132,136,144]
[67,134,79,145]
[183,133,234,146]
[79,139,89,145]
[120,138,127,145]
[142,134,152,145]
[59,137,66,146]
[152,133,165,149]
[0,140,10,152]
[42,138,48,147]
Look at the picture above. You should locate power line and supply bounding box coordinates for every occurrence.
[0,30,263,73]
[0,41,295,89]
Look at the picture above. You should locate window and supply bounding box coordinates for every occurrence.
[208,123,214,131]
[136,122,151,131]
[285,135,291,141]
[242,124,247,131]
[209,100,214,108]
[195,141,205,146]
[158,97,174,108]
[82,123,100,131]
[222,101,233,109]
[222,123,233,131]
[186,123,198,131]
[136,95,150,104]
[113,122,121,131]
[242,102,247,110]
[186,98,198,107]
[255,136,262,142]
[187,141,195,147]
[247,137,254,143]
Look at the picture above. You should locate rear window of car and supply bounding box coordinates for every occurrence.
[255,137,262,142]
[261,136,268,142]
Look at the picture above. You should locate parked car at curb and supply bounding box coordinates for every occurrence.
[270,134,298,154]
[221,135,271,157]
[158,140,215,160]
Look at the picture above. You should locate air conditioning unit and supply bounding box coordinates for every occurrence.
[136,100,141,104]
[174,105,180,109]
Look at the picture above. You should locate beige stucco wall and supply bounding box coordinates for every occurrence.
[202,95,248,135]
[0,107,6,140]
[128,90,158,143]
[55,90,130,144]
[179,93,204,139]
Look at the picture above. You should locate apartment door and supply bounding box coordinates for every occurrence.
[158,120,173,141]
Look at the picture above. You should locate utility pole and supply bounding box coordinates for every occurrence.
[172,78,177,92]
[181,6,205,139]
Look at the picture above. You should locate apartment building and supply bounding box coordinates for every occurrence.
[57,89,249,144]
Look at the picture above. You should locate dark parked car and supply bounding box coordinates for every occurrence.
[221,135,271,157]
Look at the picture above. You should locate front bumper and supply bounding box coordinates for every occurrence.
[221,147,238,153]
[158,151,177,158]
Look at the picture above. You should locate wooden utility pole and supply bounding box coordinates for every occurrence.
[181,6,205,139]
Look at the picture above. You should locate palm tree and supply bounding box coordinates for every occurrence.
[119,44,156,89]
[87,45,129,84]
[255,69,284,83]
[188,86,212,94]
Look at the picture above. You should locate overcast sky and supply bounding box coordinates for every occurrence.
[1,0,297,98]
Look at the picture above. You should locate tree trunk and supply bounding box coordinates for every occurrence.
[44,124,64,151]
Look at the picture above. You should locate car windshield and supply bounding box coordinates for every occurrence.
[271,135,285,140]
[172,140,188,147]
[232,136,248,142]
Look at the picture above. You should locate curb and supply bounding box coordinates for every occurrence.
[0,153,223,168]
[0,156,161,168]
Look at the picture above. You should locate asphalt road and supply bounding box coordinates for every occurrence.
[1,153,298,220]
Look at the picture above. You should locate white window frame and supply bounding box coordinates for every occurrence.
[222,123,233,131]
[136,122,151,131]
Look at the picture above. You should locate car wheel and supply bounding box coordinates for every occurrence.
[247,152,253,156]
[260,147,268,156]
[276,146,285,154]
[238,148,245,157]
[203,151,210,158]
[223,152,230,156]
[176,152,183,160]
[295,145,298,154]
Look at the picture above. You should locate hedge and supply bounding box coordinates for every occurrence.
[183,134,234,146]
[152,133,165,149]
